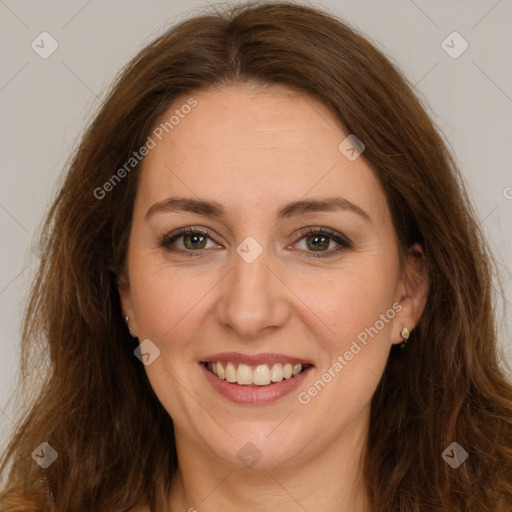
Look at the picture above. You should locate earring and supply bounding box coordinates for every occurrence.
[400,326,410,350]
[125,316,134,333]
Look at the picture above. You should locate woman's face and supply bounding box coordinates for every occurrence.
[119,83,426,469]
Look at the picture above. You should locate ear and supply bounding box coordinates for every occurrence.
[116,270,139,338]
[391,243,429,344]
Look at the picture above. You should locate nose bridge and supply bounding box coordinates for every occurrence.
[216,241,289,338]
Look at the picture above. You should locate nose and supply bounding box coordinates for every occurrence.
[215,246,291,340]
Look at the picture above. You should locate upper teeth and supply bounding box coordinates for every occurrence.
[207,362,304,386]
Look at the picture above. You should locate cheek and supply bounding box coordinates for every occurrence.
[129,257,221,351]
[293,274,397,423]
[128,263,216,414]
[299,261,397,348]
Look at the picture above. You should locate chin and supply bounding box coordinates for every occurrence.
[204,425,308,470]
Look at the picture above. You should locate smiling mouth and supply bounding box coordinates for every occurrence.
[203,361,311,387]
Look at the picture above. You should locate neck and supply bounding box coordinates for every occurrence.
[170,407,372,512]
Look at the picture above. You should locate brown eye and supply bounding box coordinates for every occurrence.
[294,228,352,258]
[305,234,331,251]
[183,233,208,250]
[160,227,219,256]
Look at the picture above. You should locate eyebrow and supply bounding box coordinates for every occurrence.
[144,196,371,222]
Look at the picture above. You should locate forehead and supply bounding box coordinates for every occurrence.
[136,83,387,219]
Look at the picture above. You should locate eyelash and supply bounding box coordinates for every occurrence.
[159,226,352,259]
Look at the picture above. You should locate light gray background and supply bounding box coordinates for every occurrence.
[1,0,511,454]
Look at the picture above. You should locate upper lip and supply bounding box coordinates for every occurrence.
[200,352,314,366]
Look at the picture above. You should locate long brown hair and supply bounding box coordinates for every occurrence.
[1,2,511,510]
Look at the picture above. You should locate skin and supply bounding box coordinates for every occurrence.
[118,83,429,512]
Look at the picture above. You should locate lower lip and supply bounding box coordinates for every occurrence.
[200,363,313,405]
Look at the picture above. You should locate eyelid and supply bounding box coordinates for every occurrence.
[160,226,223,254]
[290,226,352,258]
[160,225,352,258]
[294,226,350,243]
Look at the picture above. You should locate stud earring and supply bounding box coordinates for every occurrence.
[400,326,410,350]
[124,316,134,333]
